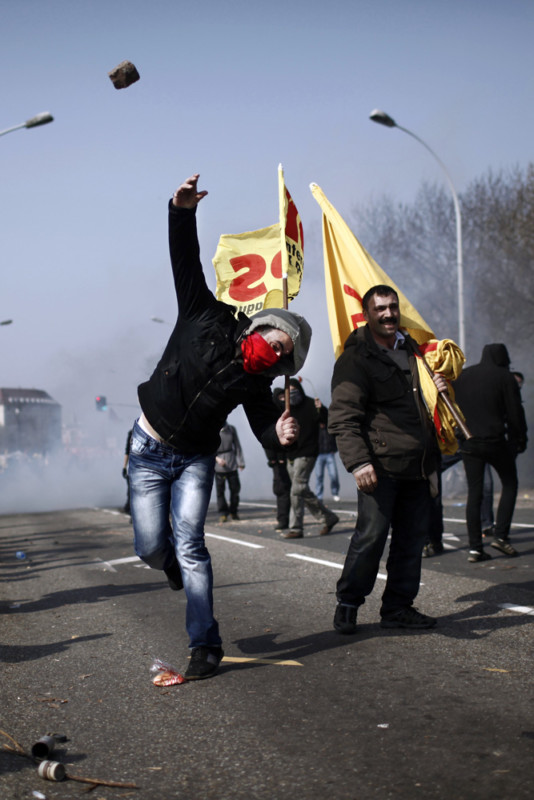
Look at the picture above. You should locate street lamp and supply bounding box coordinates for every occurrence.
[369,109,465,352]
[0,112,54,138]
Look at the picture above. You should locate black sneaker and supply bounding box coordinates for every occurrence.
[231,512,240,521]
[468,549,492,563]
[380,607,436,629]
[164,560,183,591]
[333,604,358,634]
[319,515,339,536]
[185,646,224,680]
[491,538,518,557]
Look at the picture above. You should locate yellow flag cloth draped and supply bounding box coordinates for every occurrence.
[310,182,466,454]
[415,339,466,454]
[213,168,303,313]
[310,182,434,358]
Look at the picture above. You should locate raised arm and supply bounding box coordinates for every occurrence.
[168,173,215,319]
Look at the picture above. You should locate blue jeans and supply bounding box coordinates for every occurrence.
[128,421,221,649]
[314,452,340,500]
[337,476,431,615]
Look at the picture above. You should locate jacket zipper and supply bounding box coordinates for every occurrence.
[167,358,241,443]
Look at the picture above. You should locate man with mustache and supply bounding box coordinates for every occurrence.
[328,284,447,634]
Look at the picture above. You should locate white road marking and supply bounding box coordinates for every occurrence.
[443,516,532,530]
[498,603,534,616]
[239,501,357,518]
[286,552,387,580]
[286,553,342,569]
[206,532,264,549]
[103,556,141,565]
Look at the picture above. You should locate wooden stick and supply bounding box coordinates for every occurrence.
[283,273,290,413]
[66,771,138,789]
[0,730,29,757]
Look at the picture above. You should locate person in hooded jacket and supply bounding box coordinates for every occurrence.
[129,174,312,680]
[215,421,245,522]
[453,343,527,562]
[278,379,339,539]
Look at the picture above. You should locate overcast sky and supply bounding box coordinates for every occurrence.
[2,0,533,489]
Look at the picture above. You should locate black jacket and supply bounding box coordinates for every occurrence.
[138,205,295,455]
[453,343,527,452]
[328,325,439,478]
[281,379,327,459]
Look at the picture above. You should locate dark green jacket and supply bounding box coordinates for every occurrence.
[328,326,439,479]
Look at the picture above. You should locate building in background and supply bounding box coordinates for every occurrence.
[0,388,62,456]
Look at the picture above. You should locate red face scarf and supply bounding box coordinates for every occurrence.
[241,332,280,374]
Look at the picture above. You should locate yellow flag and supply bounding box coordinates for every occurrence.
[213,169,303,314]
[311,183,467,454]
[310,183,434,359]
[416,339,466,454]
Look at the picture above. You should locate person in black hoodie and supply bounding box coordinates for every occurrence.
[453,343,527,562]
[129,174,312,680]
[279,379,339,539]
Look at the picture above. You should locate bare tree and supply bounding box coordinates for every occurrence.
[351,165,533,482]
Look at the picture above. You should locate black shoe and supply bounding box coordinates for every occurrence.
[423,542,444,557]
[319,515,339,536]
[231,512,240,521]
[468,549,492,563]
[333,604,358,634]
[164,560,183,591]
[185,646,224,680]
[281,528,303,539]
[380,607,436,629]
[491,538,518,557]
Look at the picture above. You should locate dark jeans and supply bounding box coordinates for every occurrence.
[461,439,518,550]
[271,461,291,528]
[337,476,431,615]
[481,464,495,531]
[215,471,241,515]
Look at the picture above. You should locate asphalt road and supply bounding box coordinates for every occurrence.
[1,498,533,800]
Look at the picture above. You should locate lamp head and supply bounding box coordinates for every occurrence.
[25,112,54,129]
[369,109,397,128]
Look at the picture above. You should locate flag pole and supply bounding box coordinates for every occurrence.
[411,342,472,440]
[279,164,291,412]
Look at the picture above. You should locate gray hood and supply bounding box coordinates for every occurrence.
[246,308,312,376]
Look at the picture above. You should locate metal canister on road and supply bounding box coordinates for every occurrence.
[31,735,56,759]
[37,760,66,781]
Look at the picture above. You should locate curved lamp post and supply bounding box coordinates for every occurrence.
[0,112,54,138]
[369,109,465,351]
